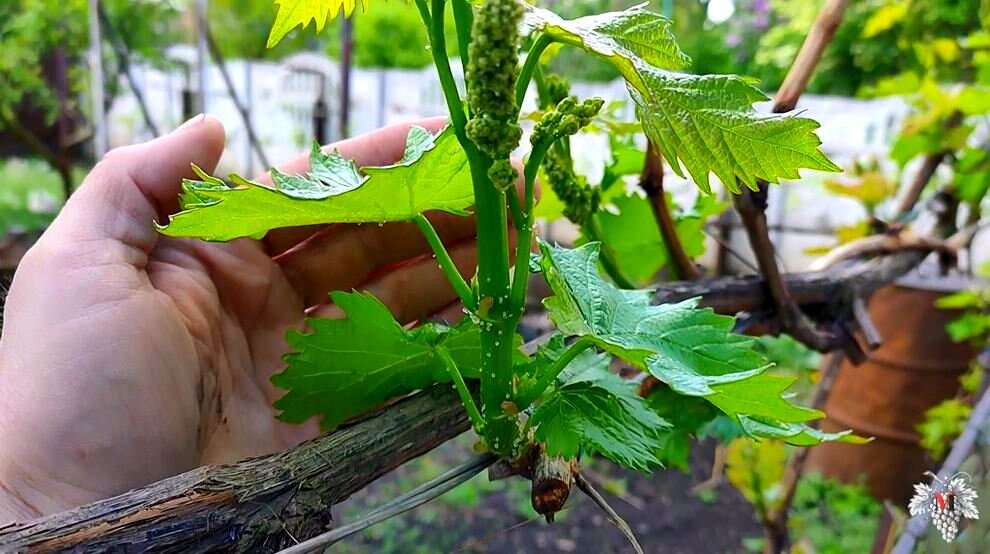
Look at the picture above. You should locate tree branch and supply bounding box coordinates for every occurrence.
[891,112,963,221]
[731,0,852,354]
[0,385,473,552]
[640,143,701,280]
[773,0,850,113]
[0,242,939,552]
[654,249,929,318]
[202,21,271,168]
[763,353,846,554]
[98,2,160,138]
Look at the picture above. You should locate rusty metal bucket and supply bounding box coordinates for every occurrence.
[805,277,976,504]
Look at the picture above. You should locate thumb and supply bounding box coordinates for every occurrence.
[56,115,226,251]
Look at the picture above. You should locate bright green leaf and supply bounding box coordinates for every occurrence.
[532,356,671,472]
[523,3,693,87]
[918,399,972,460]
[538,240,771,384]
[958,85,990,116]
[538,241,854,446]
[271,291,482,430]
[706,374,821,424]
[824,172,896,209]
[160,126,474,242]
[860,72,922,98]
[268,0,397,48]
[862,2,908,39]
[629,66,840,193]
[936,290,985,310]
[524,4,838,194]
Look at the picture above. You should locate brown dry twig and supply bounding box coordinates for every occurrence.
[574,471,645,554]
[640,143,702,280]
[731,0,852,357]
[808,224,978,272]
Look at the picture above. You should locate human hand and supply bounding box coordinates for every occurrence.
[0,116,489,521]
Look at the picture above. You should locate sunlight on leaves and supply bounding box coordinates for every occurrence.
[267,0,403,47]
[160,126,474,241]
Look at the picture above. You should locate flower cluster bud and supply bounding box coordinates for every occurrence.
[465,0,524,191]
[531,97,605,147]
[543,149,600,225]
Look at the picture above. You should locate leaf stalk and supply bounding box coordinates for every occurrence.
[436,346,486,432]
[509,139,553,311]
[516,34,554,108]
[413,214,476,311]
[519,336,596,409]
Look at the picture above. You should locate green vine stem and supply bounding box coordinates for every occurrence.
[437,346,485,432]
[507,184,525,232]
[451,0,473,75]
[414,0,432,28]
[518,336,596,409]
[420,0,519,454]
[509,139,553,312]
[417,0,467,133]
[413,214,476,311]
[516,34,554,108]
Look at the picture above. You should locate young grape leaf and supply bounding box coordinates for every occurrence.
[400,125,438,164]
[629,66,840,193]
[524,4,839,194]
[268,0,396,48]
[523,3,692,86]
[531,349,670,472]
[538,241,857,445]
[705,374,821,424]
[272,142,367,200]
[181,165,228,209]
[538,240,770,382]
[513,334,615,409]
[160,126,474,242]
[725,437,787,511]
[272,291,482,430]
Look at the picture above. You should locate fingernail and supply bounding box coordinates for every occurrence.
[176,114,206,132]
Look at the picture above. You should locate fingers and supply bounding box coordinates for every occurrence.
[308,239,478,324]
[54,115,226,252]
[308,224,520,326]
[262,117,450,255]
[276,212,477,308]
[276,160,530,309]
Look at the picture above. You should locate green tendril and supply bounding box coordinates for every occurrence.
[544,149,600,225]
[532,95,606,226]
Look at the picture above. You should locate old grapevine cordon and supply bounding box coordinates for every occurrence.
[159,0,864,511]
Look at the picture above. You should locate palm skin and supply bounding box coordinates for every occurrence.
[0,116,483,520]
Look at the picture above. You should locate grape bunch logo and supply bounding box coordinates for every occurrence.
[909,472,979,542]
